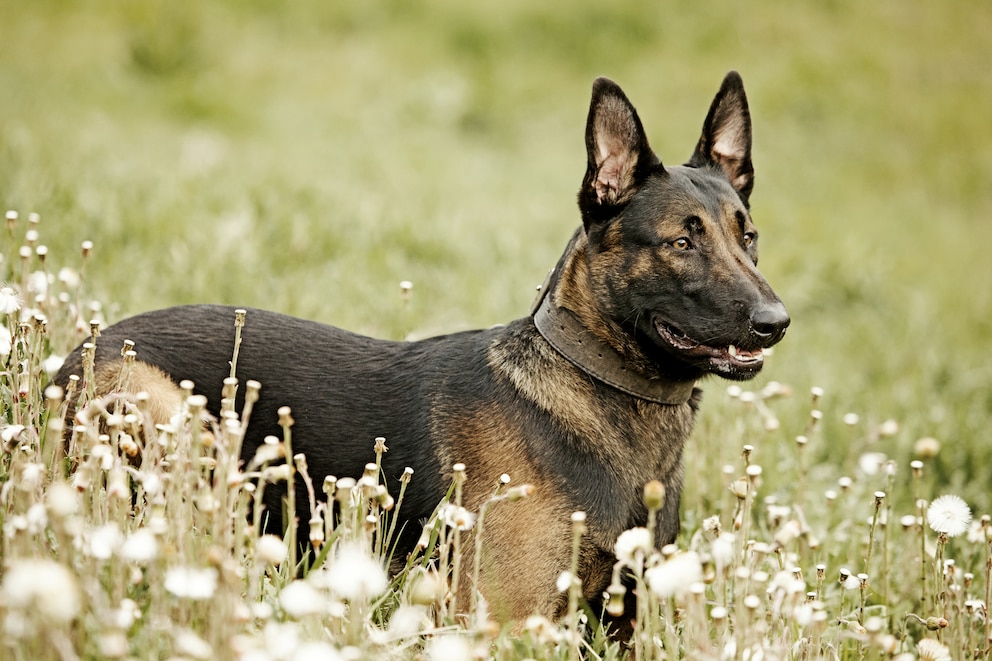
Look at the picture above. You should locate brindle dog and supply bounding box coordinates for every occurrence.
[55,71,788,628]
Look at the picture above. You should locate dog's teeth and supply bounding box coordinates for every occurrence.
[728,345,738,357]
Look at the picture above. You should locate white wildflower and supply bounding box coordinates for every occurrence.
[645,551,702,598]
[19,462,45,492]
[88,523,123,560]
[98,632,130,658]
[556,570,574,593]
[524,614,563,645]
[701,515,722,539]
[322,544,387,600]
[878,419,900,437]
[24,503,47,534]
[967,519,992,544]
[711,532,736,574]
[1,559,80,625]
[279,580,326,619]
[57,267,80,289]
[293,642,343,661]
[46,482,78,519]
[858,452,888,476]
[42,354,64,375]
[0,286,22,314]
[175,629,213,660]
[164,566,218,600]
[614,527,652,565]
[426,634,473,661]
[111,599,141,629]
[25,271,49,297]
[916,638,952,661]
[442,504,476,531]
[257,534,287,566]
[927,494,972,537]
[121,528,159,563]
[388,604,429,638]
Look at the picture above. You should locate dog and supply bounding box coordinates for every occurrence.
[55,71,788,628]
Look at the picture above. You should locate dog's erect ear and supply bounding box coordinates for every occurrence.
[578,77,661,229]
[688,71,754,204]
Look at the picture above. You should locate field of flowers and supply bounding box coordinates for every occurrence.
[1,215,989,660]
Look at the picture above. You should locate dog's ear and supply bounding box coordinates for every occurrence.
[578,78,661,229]
[688,71,754,205]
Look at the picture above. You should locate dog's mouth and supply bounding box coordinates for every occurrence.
[653,319,765,378]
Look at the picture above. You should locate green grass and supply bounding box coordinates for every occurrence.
[2,0,992,658]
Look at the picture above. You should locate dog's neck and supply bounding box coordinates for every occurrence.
[530,242,697,405]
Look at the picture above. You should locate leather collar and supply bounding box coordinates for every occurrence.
[532,291,696,405]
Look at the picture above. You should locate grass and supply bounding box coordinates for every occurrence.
[1,0,991,658]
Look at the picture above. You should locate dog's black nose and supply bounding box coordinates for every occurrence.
[751,302,790,345]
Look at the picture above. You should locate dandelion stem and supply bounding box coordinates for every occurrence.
[278,406,297,572]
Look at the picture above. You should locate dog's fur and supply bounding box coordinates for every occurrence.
[56,71,788,627]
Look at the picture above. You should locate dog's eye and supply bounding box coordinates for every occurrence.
[743,232,757,248]
[671,237,693,251]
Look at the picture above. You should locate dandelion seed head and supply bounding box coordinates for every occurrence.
[927,494,971,537]
[88,523,123,560]
[279,580,326,619]
[1,559,81,626]
[45,481,78,519]
[878,418,900,437]
[967,519,992,543]
[294,642,344,661]
[256,534,287,566]
[388,604,429,638]
[916,638,952,661]
[442,504,476,531]
[614,527,652,565]
[914,437,941,458]
[858,452,888,476]
[645,551,702,598]
[164,566,218,600]
[0,286,23,315]
[426,635,472,661]
[321,544,387,600]
[175,629,213,660]
[121,528,158,563]
[711,532,736,573]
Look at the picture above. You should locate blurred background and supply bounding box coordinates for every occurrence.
[2,0,990,508]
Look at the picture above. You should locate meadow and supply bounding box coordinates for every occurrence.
[1,0,991,658]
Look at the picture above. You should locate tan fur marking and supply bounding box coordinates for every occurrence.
[94,360,183,426]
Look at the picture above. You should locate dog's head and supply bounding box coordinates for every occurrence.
[576,72,789,381]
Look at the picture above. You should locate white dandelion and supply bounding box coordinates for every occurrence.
[256,534,288,566]
[917,638,952,661]
[278,580,326,619]
[1,559,80,626]
[614,527,652,566]
[0,286,22,315]
[644,551,703,598]
[164,566,218,600]
[120,528,159,563]
[442,504,476,531]
[321,544,387,600]
[927,494,972,537]
[426,634,472,661]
